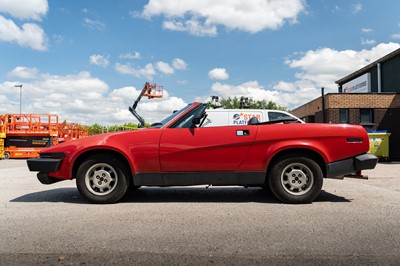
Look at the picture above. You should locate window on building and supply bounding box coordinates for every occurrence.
[339,109,349,123]
[306,115,315,123]
[360,109,373,124]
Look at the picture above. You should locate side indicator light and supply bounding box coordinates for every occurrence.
[347,138,363,143]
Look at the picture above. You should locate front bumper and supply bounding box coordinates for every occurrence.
[27,157,65,185]
[326,153,378,179]
[27,158,62,173]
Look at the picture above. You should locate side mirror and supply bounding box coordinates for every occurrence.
[192,117,201,125]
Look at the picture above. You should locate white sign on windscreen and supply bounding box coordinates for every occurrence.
[343,73,371,93]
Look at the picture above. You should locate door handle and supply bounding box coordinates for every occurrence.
[236,130,250,136]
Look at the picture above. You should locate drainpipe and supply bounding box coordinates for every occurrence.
[321,87,326,123]
[377,63,381,93]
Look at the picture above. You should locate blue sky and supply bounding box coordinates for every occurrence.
[1,0,400,124]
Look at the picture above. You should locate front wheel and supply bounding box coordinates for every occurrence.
[76,154,130,204]
[268,157,323,204]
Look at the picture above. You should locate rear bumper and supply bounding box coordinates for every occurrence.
[326,153,378,179]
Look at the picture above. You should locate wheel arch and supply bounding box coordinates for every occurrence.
[266,148,327,180]
[72,149,133,182]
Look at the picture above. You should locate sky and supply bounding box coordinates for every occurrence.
[1,0,400,125]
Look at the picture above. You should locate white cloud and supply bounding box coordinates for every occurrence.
[163,19,217,37]
[361,38,376,46]
[285,43,400,89]
[142,0,305,35]
[156,61,174,75]
[362,28,373,33]
[0,15,47,51]
[272,81,296,92]
[115,58,187,79]
[115,63,157,80]
[53,34,64,44]
[0,0,48,20]
[114,63,135,75]
[0,71,109,120]
[391,34,400,39]
[89,54,109,68]
[8,66,40,79]
[109,86,140,101]
[279,42,400,107]
[177,80,188,85]
[82,18,106,31]
[119,52,141,59]
[202,43,400,110]
[39,71,109,95]
[208,68,229,80]
[172,58,188,70]
[0,68,188,125]
[352,3,362,13]
[332,5,339,12]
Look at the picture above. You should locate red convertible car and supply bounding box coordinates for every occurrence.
[27,102,378,204]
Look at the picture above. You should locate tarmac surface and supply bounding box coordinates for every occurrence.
[0,159,399,265]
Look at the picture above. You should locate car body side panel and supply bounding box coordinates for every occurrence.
[124,129,162,173]
[237,123,370,172]
[159,126,257,172]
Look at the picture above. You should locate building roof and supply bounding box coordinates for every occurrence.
[335,47,400,85]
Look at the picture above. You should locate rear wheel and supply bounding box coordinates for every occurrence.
[268,156,323,204]
[76,154,130,204]
[3,152,10,160]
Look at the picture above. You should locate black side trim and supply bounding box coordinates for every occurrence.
[39,152,66,159]
[347,138,363,143]
[134,173,163,186]
[133,172,266,186]
[27,158,61,172]
[259,118,299,125]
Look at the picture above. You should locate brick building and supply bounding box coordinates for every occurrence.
[291,48,400,159]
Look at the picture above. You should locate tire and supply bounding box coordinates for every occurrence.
[268,156,323,204]
[76,154,131,204]
[4,152,10,160]
[260,185,271,192]
[130,183,141,190]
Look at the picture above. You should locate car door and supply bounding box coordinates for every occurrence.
[159,125,257,172]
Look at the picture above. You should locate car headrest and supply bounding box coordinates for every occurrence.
[247,117,259,125]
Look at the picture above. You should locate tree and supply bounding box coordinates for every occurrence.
[88,123,105,135]
[87,122,152,135]
[211,97,286,110]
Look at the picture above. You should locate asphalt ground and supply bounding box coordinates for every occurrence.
[0,159,399,265]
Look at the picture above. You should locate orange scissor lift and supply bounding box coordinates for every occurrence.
[3,114,59,159]
[0,115,6,159]
[57,122,88,143]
